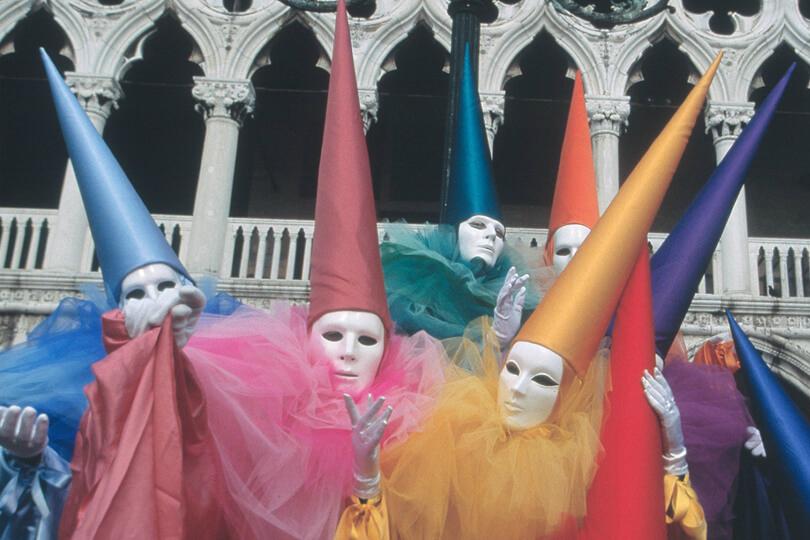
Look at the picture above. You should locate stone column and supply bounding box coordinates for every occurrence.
[358,88,379,134]
[705,101,755,295]
[586,96,630,214]
[45,74,123,271]
[480,91,505,152]
[186,78,255,276]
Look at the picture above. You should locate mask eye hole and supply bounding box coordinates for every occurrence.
[531,374,559,387]
[125,288,146,300]
[505,360,519,375]
[358,336,378,346]
[495,228,505,240]
[469,220,485,230]
[556,247,571,257]
[322,331,343,342]
[157,280,176,292]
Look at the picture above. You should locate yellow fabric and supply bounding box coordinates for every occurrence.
[381,318,610,540]
[664,474,707,540]
[515,54,722,377]
[335,494,389,540]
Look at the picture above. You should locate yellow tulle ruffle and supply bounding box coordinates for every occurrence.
[381,318,609,540]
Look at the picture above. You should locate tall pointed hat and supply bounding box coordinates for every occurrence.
[40,49,191,302]
[544,71,599,264]
[443,45,502,225]
[307,0,391,331]
[514,54,722,376]
[582,251,666,539]
[726,311,810,536]
[651,65,795,357]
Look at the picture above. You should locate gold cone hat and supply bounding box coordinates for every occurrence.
[515,53,722,377]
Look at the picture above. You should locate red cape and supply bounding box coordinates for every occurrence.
[60,311,224,539]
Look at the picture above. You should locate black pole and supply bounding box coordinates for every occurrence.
[439,0,498,223]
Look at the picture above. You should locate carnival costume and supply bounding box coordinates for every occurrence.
[380,48,540,340]
[183,3,446,537]
[13,49,226,539]
[338,53,720,539]
[648,64,794,540]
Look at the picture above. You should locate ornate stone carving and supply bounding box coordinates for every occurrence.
[480,92,505,148]
[586,96,630,137]
[65,74,124,121]
[358,88,379,133]
[551,0,672,25]
[192,78,256,124]
[704,101,755,143]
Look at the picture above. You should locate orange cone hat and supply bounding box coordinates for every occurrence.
[307,0,391,332]
[514,54,722,377]
[544,72,599,264]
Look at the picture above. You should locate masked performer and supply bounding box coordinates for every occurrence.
[380,47,540,345]
[0,49,224,540]
[182,2,445,538]
[336,53,720,540]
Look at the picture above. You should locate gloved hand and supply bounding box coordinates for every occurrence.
[643,368,689,476]
[123,284,206,348]
[344,394,393,500]
[493,267,529,349]
[745,426,767,458]
[0,405,49,459]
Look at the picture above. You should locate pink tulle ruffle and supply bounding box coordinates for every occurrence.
[185,303,445,540]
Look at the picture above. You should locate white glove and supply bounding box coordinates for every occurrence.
[642,368,689,476]
[493,267,529,349]
[344,394,393,500]
[745,426,767,458]
[0,405,49,459]
[123,284,205,348]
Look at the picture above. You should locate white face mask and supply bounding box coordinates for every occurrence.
[119,263,183,338]
[497,341,565,430]
[308,310,386,396]
[457,215,505,268]
[551,224,591,275]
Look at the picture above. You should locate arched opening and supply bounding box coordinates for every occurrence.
[103,16,205,215]
[798,0,809,19]
[367,24,449,222]
[222,0,252,12]
[682,0,760,35]
[0,9,73,209]
[230,22,329,219]
[621,38,715,232]
[746,45,810,238]
[493,32,573,228]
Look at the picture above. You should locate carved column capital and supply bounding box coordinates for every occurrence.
[704,101,755,145]
[192,78,256,125]
[586,95,630,137]
[65,73,123,121]
[480,91,505,148]
[358,88,379,134]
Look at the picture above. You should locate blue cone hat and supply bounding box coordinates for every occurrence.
[726,310,810,536]
[443,45,502,225]
[650,64,795,357]
[40,49,192,302]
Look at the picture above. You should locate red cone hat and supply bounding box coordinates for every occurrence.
[307,0,391,332]
[544,71,599,264]
[580,249,666,539]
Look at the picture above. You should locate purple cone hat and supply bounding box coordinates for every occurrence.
[650,64,795,357]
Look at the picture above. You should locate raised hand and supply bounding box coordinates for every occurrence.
[344,394,393,499]
[123,283,206,348]
[493,266,529,348]
[170,285,206,348]
[745,426,767,458]
[0,405,49,459]
[642,368,689,476]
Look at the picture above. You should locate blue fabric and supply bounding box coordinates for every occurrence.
[726,310,810,538]
[443,45,502,225]
[650,65,794,357]
[0,448,71,540]
[380,224,538,340]
[0,292,242,462]
[40,49,191,303]
[732,443,793,539]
